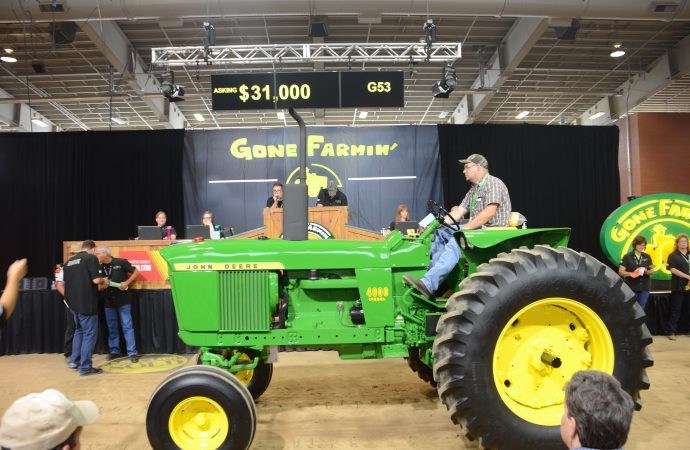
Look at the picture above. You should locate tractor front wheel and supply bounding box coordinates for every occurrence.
[433,246,652,450]
[146,365,256,450]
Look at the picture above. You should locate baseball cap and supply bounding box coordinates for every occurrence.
[458,153,488,169]
[0,389,99,450]
[327,179,338,196]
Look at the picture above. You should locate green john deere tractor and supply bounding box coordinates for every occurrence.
[145,201,652,450]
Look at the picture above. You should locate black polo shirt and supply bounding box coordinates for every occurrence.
[619,251,653,292]
[316,189,348,207]
[667,250,690,292]
[266,197,283,208]
[159,225,177,239]
[101,257,136,308]
[63,251,102,315]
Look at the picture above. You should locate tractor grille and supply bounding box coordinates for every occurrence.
[219,271,271,332]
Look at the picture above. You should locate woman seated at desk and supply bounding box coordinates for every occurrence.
[202,211,224,239]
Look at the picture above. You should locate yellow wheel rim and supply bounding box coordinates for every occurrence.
[232,352,255,386]
[168,396,229,449]
[493,298,614,426]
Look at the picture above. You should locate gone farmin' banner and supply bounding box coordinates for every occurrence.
[183,126,442,235]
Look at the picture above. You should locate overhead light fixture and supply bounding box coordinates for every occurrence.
[277,111,286,120]
[431,64,457,98]
[1,56,17,63]
[3,47,14,54]
[31,118,48,127]
[193,113,205,121]
[358,111,368,119]
[589,111,606,120]
[309,17,329,38]
[515,111,530,120]
[610,43,626,58]
[160,70,185,102]
[111,117,126,125]
[423,19,437,61]
[438,111,449,119]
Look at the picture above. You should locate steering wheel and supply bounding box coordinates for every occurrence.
[427,200,461,229]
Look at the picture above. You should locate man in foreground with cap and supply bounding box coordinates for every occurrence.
[316,179,348,207]
[404,154,511,299]
[0,388,99,450]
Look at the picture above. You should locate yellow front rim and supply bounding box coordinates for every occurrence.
[232,352,255,385]
[493,298,614,426]
[168,396,229,449]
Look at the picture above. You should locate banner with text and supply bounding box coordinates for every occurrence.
[183,126,442,235]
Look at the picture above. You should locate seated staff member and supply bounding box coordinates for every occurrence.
[155,210,177,240]
[618,235,654,310]
[266,182,284,209]
[316,179,348,207]
[201,210,224,239]
[383,204,410,236]
[666,233,690,341]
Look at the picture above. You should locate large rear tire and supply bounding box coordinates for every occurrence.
[406,347,437,388]
[433,246,652,450]
[146,365,256,450]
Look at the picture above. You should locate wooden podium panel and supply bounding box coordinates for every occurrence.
[62,240,171,289]
[258,206,383,241]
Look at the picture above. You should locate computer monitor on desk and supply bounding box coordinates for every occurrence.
[394,221,419,236]
[137,226,162,240]
[185,225,211,239]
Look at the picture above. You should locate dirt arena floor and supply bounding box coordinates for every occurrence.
[0,336,687,449]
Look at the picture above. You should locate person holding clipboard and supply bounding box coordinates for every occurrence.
[618,235,654,311]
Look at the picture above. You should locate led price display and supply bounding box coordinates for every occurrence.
[340,71,404,108]
[212,71,405,111]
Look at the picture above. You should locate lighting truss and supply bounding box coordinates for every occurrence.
[151,42,461,66]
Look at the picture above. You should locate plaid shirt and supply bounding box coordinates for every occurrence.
[460,174,511,227]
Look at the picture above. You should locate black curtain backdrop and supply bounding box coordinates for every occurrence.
[437,124,620,263]
[0,130,185,285]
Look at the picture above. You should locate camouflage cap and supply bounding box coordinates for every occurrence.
[458,154,488,169]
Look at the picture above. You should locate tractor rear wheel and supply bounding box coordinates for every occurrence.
[433,246,652,450]
[146,365,256,450]
[406,347,437,388]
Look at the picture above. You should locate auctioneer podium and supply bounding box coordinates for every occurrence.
[236,206,383,241]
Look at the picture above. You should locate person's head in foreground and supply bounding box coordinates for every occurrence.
[0,389,99,450]
[561,370,634,450]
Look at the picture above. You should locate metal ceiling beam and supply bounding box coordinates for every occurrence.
[452,17,548,124]
[79,20,187,129]
[0,88,59,132]
[580,31,690,125]
[151,43,462,66]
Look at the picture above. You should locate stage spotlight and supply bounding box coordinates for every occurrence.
[160,70,185,102]
[431,64,456,98]
[423,19,437,60]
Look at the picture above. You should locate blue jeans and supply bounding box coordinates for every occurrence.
[69,313,98,374]
[635,290,650,311]
[105,303,138,356]
[668,291,689,335]
[422,225,462,293]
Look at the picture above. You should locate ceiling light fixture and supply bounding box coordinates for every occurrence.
[3,47,14,54]
[438,111,449,119]
[515,111,530,119]
[431,63,457,98]
[194,113,205,121]
[358,111,368,119]
[589,111,606,120]
[111,117,126,125]
[610,43,626,58]
[160,70,185,102]
[1,56,17,63]
[31,119,48,127]
[277,111,286,120]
